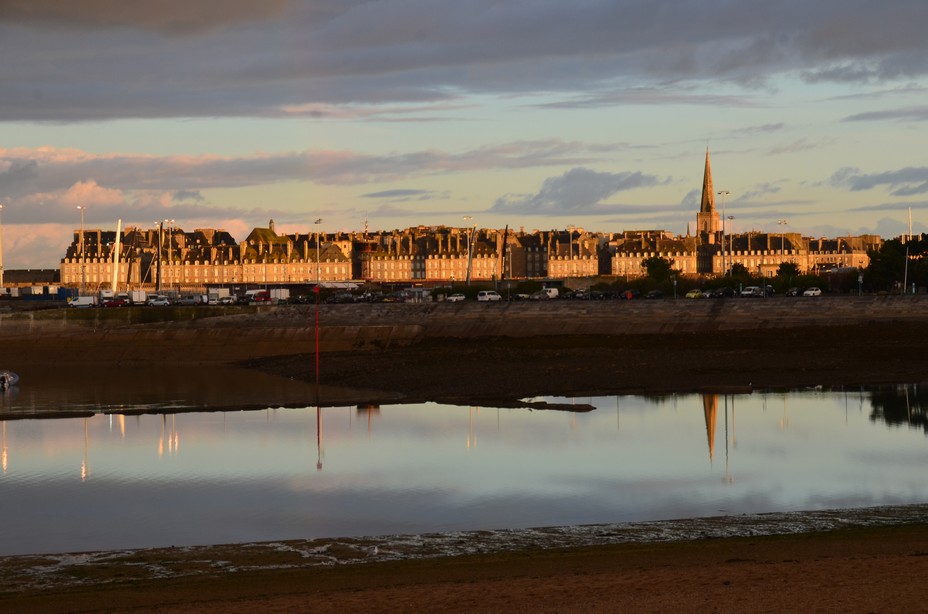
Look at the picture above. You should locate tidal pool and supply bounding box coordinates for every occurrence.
[0,385,926,556]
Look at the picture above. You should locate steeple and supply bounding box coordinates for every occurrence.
[695,147,721,240]
[700,147,715,214]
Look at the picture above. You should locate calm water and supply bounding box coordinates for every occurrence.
[0,381,926,556]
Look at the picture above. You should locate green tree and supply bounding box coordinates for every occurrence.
[776,262,800,278]
[641,256,677,283]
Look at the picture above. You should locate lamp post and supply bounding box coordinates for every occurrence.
[567,225,576,278]
[727,215,735,276]
[155,220,163,292]
[777,219,787,256]
[77,206,86,294]
[463,216,476,286]
[164,218,175,290]
[717,191,730,275]
[0,203,4,289]
[313,218,322,388]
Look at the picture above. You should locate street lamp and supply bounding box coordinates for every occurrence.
[164,219,175,290]
[463,216,476,286]
[717,191,730,276]
[777,219,787,255]
[0,203,4,289]
[314,218,322,285]
[313,218,323,389]
[727,215,735,276]
[77,206,86,294]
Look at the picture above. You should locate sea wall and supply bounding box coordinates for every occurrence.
[0,296,923,365]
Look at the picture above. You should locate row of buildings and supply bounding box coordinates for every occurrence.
[57,151,880,291]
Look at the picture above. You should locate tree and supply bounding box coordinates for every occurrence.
[641,256,677,282]
[776,262,800,278]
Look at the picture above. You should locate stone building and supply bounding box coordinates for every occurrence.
[56,152,882,290]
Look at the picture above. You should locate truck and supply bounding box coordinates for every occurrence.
[269,288,290,304]
[206,288,230,305]
[129,290,148,305]
[541,287,559,299]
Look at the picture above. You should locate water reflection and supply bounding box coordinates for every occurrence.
[0,387,926,556]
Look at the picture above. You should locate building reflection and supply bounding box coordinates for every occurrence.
[702,393,735,484]
[5,387,928,489]
[158,414,179,457]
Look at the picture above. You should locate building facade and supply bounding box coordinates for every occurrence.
[56,155,881,291]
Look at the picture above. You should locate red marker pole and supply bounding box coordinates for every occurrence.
[314,285,321,386]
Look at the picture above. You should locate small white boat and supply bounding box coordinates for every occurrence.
[0,371,19,389]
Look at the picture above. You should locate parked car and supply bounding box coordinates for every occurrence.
[68,296,97,308]
[218,295,236,305]
[477,290,502,302]
[645,290,664,299]
[102,297,126,308]
[709,287,735,298]
[685,289,704,299]
[325,292,356,304]
[529,290,549,300]
[177,295,200,306]
[619,289,641,300]
[786,287,802,297]
[803,287,822,296]
[147,295,171,306]
[446,293,466,302]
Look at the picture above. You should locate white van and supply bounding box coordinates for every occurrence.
[477,290,502,302]
[541,287,559,299]
[68,296,96,308]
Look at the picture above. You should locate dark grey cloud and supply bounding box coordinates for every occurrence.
[3,1,928,121]
[830,166,928,196]
[736,181,785,201]
[490,167,663,215]
[0,0,294,35]
[842,106,928,122]
[766,139,823,155]
[731,123,785,136]
[362,189,432,199]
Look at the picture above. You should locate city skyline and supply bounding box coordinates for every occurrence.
[3,1,928,269]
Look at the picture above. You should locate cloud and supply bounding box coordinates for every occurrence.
[490,167,663,215]
[0,0,292,35]
[736,181,785,201]
[731,123,785,136]
[766,139,822,155]
[830,166,928,196]
[0,141,612,206]
[842,106,928,122]
[4,2,928,121]
[534,87,759,110]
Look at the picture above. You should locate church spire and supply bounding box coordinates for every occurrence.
[700,147,715,213]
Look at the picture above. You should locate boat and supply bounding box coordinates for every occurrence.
[0,371,19,389]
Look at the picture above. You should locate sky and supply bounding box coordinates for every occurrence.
[2,0,928,269]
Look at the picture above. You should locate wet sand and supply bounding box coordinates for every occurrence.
[2,522,926,612]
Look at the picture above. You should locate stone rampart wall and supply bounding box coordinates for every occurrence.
[0,296,923,365]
